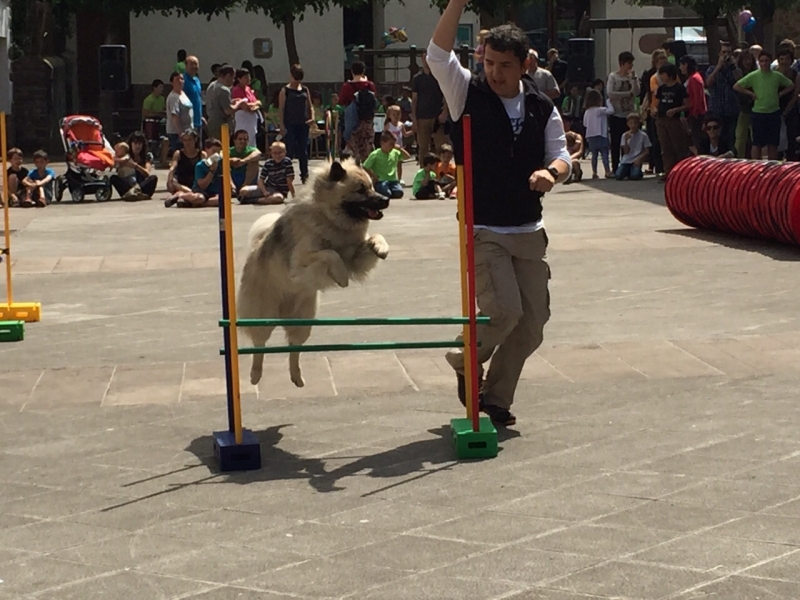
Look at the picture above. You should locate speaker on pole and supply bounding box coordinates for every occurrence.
[99,45,129,92]
[567,38,595,84]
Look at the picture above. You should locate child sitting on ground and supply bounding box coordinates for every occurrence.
[256,141,296,205]
[412,153,445,200]
[21,150,56,208]
[113,141,145,200]
[616,113,651,180]
[363,131,411,198]
[436,143,457,198]
[165,138,226,208]
[562,116,584,183]
[5,148,29,207]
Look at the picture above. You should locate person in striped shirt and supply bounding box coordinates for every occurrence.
[255,141,295,205]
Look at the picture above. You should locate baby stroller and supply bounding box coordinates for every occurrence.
[57,115,115,203]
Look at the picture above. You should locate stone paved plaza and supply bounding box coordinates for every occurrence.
[2,163,800,599]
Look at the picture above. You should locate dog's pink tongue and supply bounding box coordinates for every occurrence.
[367,209,380,219]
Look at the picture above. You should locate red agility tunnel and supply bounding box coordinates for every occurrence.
[664,156,800,245]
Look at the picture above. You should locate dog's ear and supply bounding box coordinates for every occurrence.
[329,161,347,182]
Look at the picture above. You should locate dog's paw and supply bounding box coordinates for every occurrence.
[250,369,262,386]
[369,234,389,260]
[331,268,350,288]
[291,372,305,388]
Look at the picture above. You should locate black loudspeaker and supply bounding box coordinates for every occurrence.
[99,45,129,92]
[567,38,595,83]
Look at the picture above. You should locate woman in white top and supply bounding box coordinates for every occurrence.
[231,68,263,144]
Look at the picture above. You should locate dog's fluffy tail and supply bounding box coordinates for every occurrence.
[248,212,281,249]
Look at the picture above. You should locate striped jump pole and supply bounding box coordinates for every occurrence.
[449,114,498,459]
[212,122,261,472]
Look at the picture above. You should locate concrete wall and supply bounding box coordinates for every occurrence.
[129,1,479,87]
[129,9,344,85]
[591,0,666,81]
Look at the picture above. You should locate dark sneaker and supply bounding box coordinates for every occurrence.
[481,403,516,427]
[164,196,178,208]
[456,372,484,407]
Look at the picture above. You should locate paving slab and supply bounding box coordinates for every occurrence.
[2,168,800,598]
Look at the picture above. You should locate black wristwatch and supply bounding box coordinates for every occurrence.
[547,166,560,182]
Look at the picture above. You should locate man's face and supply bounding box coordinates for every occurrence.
[779,53,792,68]
[720,45,731,63]
[705,120,721,138]
[234,133,249,151]
[484,44,526,99]
[759,55,771,71]
[186,58,199,76]
[222,73,235,86]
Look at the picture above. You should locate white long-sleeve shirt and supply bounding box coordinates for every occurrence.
[426,40,571,235]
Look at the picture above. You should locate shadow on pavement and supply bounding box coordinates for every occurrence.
[659,227,800,262]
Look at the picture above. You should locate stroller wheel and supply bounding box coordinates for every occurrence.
[71,187,85,203]
[95,184,112,203]
[54,175,66,202]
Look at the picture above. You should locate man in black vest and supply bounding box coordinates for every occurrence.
[428,0,571,427]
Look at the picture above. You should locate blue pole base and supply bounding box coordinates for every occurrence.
[213,429,262,472]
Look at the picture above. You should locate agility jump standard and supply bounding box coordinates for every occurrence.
[213,117,497,472]
[0,112,42,343]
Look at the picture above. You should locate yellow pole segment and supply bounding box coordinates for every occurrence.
[456,165,474,421]
[221,124,244,445]
[1,112,12,307]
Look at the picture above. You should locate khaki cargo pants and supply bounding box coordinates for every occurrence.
[446,227,551,409]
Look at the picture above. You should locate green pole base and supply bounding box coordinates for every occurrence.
[450,416,498,459]
[0,320,24,342]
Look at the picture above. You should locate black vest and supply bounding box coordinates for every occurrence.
[451,75,552,227]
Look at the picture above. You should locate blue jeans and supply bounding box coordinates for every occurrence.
[615,163,643,180]
[375,180,403,198]
[285,123,309,180]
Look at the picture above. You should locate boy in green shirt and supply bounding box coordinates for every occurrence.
[363,131,411,198]
[228,129,262,200]
[734,50,795,160]
[142,79,166,119]
[412,153,445,199]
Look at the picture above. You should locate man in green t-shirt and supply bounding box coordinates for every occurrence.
[175,49,187,75]
[363,131,411,199]
[229,129,262,199]
[142,79,166,119]
[734,50,795,159]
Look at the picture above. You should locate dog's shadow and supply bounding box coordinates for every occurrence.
[185,424,518,494]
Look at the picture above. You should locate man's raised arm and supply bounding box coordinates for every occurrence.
[427,0,472,121]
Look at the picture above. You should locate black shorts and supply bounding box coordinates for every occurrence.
[414,181,438,200]
[751,111,782,147]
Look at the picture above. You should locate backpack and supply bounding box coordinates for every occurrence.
[353,85,376,121]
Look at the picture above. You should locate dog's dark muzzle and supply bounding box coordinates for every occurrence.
[366,193,390,220]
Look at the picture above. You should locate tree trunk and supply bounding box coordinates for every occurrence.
[283,15,300,67]
[704,14,721,65]
[724,13,738,48]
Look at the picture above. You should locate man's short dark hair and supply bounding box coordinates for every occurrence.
[151,79,163,89]
[350,60,366,76]
[234,129,249,140]
[218,65,235,77]
[204,138,222,150]
[177,49,186,61]
[778,48,793,60]
[211,63,221,73]
[759,50,773,61]
[484,23,530,64]
[290,64,304,81]
[618,51,635,65]
[658,63,678,79]
[422,153,438,167]
[704,114,722,127]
